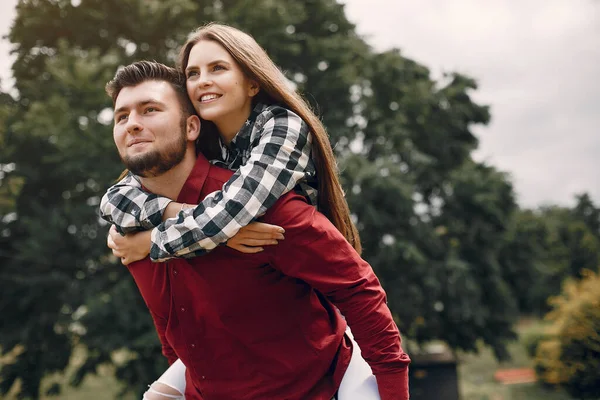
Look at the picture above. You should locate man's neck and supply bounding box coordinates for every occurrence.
[139,151,197,200]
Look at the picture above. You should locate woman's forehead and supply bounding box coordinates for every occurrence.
[187,40,233,65]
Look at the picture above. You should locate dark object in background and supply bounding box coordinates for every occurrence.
[409,351,460,400]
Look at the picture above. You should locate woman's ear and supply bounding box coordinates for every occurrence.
[186,115,201,141]
[248,80,260,98]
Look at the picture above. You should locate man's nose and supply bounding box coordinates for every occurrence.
[125,113,142,133]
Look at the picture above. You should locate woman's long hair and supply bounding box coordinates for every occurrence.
[178,23,361,253]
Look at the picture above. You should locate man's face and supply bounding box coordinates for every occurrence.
[113,80,188,177]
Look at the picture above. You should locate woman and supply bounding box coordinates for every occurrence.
[102,22,360,265]
[104,23,376,399]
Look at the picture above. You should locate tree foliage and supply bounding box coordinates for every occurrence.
[500,198,600,316]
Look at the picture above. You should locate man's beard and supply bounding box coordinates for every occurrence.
[121,117,188,178]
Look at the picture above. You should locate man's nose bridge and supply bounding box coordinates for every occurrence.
[126,111,142,131]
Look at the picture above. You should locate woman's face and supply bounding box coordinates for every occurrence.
[185,40,259,142]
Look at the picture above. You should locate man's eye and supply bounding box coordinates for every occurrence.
[145,107,156,113]
[116,114,128,122]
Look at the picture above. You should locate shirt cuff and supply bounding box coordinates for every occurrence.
[150,227,170,262]
[141,197,173,229]
[375,368,410,400]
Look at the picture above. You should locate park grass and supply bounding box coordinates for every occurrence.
[3,347,135,400]
[458,318,571,400]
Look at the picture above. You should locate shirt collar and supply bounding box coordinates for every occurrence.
[177,153,211,204]
[221,102,269,152]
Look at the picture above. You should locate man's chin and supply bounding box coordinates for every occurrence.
[121,154,160,177]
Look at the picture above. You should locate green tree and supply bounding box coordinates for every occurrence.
[499,200,600,316]
[573,193,600,240]
[499,209,552,315]
[2,0,523,397]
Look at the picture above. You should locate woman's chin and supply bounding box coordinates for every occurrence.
[197,105,221,121]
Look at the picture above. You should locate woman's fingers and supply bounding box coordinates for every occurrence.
[240,224,285,240]
[238,238,278,247]
[237,231,283,241]
[245,221,284,234]
[228,243,264,254]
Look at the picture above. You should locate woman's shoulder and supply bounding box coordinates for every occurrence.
[252,103,308,137]
[254,103,303,126]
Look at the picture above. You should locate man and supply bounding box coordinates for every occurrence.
[105,61,410,400]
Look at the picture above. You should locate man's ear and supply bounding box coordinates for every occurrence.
[248,80,260,98]
[186,115,201,141]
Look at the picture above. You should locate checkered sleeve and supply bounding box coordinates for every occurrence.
[150,109,313,262]
[99,172,172,234]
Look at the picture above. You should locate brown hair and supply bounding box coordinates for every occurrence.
[178,23,361,252]
[105,60,195,116]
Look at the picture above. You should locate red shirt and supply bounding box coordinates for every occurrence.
[127,154,410,400]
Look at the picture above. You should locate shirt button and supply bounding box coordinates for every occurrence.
[202,376,206,379]
[180,307,185,312]
[191,344,196,348]
[173,270,178,275]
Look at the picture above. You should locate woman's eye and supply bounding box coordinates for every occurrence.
[213,64,225,71]
[187,71,198,78]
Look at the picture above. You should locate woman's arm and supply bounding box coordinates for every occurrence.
[99,173,173,234]
[107,221,285,265]
[150,108,314,262]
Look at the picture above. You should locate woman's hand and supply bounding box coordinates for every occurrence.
[107,225,152,265]
[227,222,285,254]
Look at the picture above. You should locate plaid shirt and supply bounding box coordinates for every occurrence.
[99,103,318,261]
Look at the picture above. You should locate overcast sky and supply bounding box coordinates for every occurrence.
[1,0,598,208]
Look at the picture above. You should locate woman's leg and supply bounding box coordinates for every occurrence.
[337,327,380,400]
[142,359,187,400]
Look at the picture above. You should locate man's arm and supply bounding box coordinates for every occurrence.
[266,194,410,400]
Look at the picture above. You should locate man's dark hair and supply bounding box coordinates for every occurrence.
[105,60,196,117]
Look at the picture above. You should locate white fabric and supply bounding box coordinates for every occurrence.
[143,386,182,400]
[143,359,186,400]
[338,328,381,400]
[148,328,380,400]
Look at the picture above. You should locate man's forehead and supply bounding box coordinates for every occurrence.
[115,80,176,109]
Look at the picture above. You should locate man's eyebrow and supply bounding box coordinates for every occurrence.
[114,99,165,115]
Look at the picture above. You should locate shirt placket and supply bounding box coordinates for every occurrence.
[167,260,208,383]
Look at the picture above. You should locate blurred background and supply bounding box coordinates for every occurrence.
[0,1,599,399]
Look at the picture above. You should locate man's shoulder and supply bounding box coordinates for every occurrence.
[204,163,235,190]
[262,191,317,228]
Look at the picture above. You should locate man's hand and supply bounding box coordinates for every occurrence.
[107,225,152,265]
[227,222,285,254]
